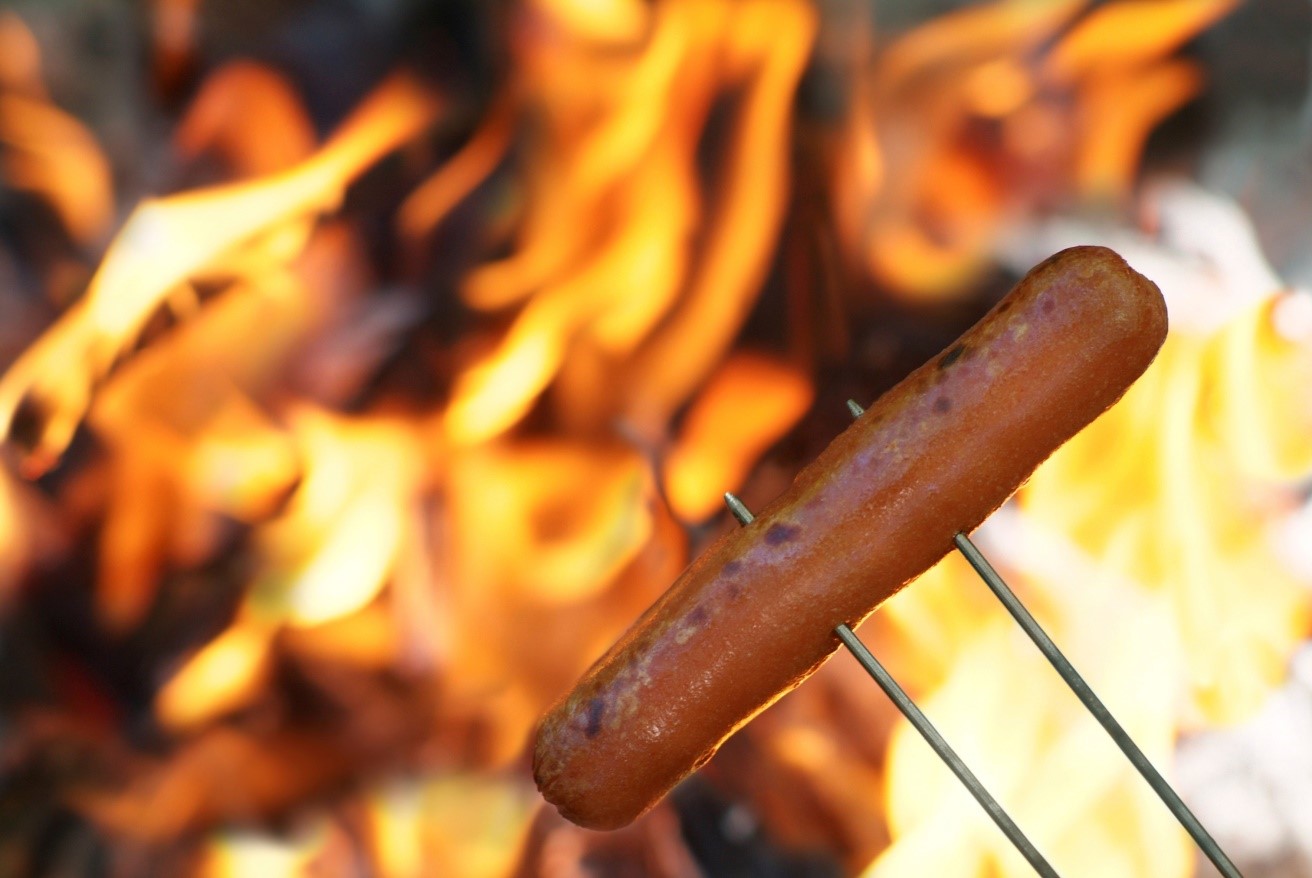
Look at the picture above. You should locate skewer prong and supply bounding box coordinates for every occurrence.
[952,532,1243,878]
[723,491,754,527]
[844,398,1242,878]
[722,491,1061,878]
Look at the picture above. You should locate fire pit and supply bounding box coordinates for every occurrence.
[0,1,1308,876]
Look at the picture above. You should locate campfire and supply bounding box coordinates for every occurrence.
[0,0,1308,876]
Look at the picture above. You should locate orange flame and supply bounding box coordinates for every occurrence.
[836,0,1238,299]
[663,351,813,522]
[0,73,439,475]
[0,12,43,94]
[154,406,428,728]
[174,62,318,177]
[443,0,816,445]
[397,94,515,241]
[0,2,1288,875]
[0,13,113,244]
[250,407,429,628]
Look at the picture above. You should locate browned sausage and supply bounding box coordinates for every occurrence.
[533,245,1167,830]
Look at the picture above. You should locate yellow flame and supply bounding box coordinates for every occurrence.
[1021,289,1312,723]
[250,407,428,628]
[442,0,815,445]
[449,440,653,604]
[1204,291,1312,480]
[867,560,1192,878]
[156,618,274,732]
[365,774,538,878]
[865,226,1309,874]
[200,826,325,878]
[529,0,651,45]
[0,74,439,473]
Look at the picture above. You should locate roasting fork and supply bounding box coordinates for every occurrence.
[719,400,1242,878]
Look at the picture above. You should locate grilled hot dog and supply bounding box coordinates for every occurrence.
[533,245,1168,830]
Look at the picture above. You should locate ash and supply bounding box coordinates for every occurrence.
[1177,644,1312,878]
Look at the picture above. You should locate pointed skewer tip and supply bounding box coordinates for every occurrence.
[723,492,755,526]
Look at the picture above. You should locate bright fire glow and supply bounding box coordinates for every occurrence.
[0,73,439,475]
[249,407,429,628]
[364,775,538,878]
[865,279,1312,875]
[1022,289,1312,724]
[0,1,1302,876]
[663,351,813,522]
[156,619,273,732]
[200,827,324,878]
[443,0,816,445]
[837,0,1237,299]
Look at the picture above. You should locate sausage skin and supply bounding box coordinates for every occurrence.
[533,246,1167,830]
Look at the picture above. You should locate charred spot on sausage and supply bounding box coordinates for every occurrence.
[933,397,952,414]
[584,698,605,739]
[764,523,801,545]
[938,344,967,369]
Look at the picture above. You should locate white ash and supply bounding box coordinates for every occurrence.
[997,181,1285,336]
[1176,644,1312,878]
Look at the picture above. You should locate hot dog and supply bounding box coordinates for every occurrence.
[533,245,1167,830]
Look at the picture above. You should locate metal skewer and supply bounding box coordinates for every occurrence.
[952,532,1242,878]
[843,399,1243,878]
[723,491,1062,878]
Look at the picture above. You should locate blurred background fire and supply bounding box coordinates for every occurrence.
[0,0,1310,875]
